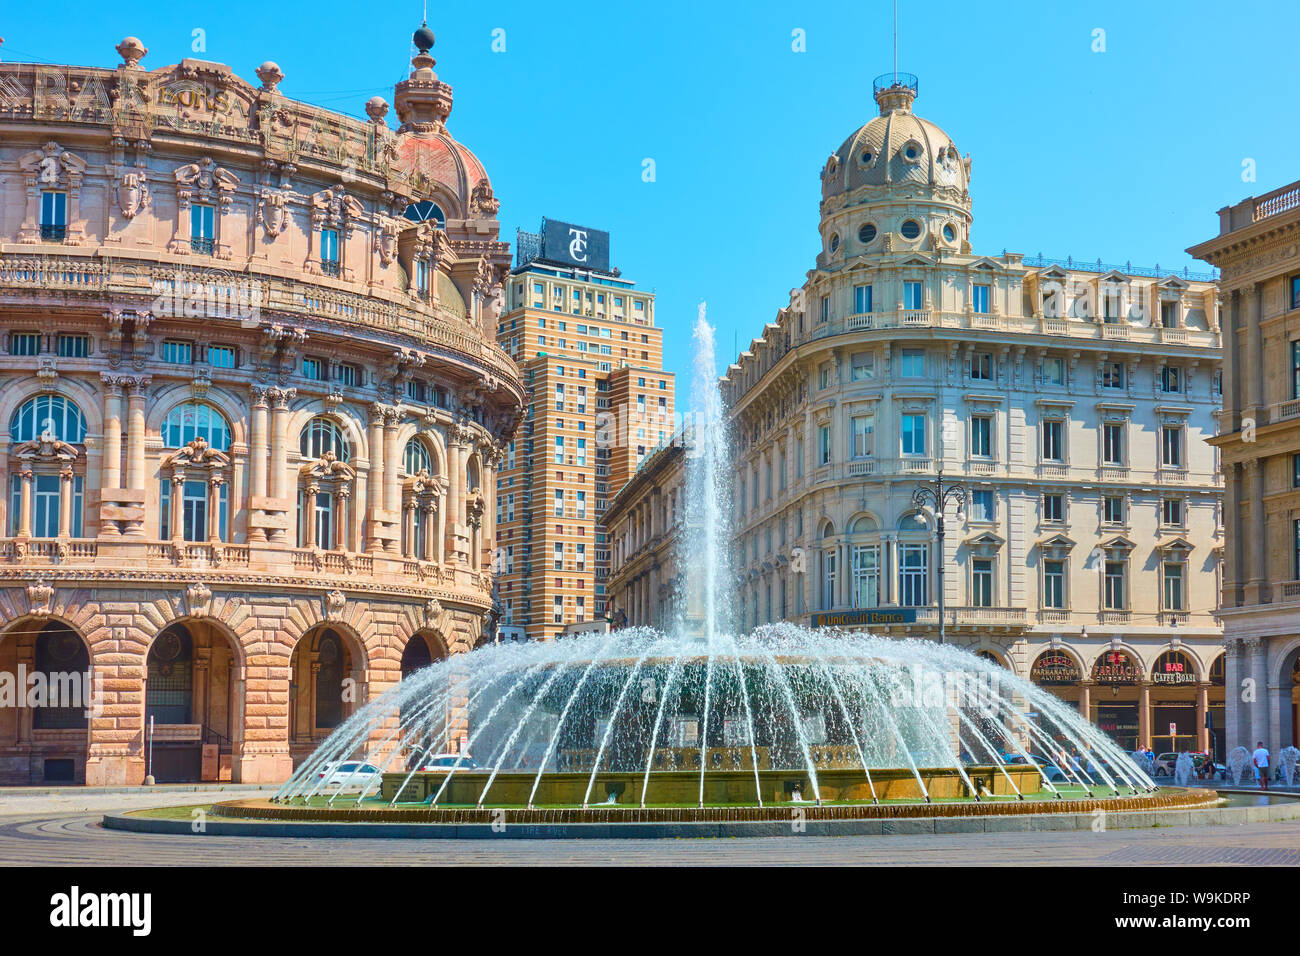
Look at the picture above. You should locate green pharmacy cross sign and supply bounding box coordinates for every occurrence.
[811,609,918,628]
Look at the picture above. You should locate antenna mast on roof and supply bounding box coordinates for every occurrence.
[893,0,898,82]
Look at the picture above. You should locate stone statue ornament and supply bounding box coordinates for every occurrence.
[116,169,151,218]
[375,216,400,266]
[257,186,291,239]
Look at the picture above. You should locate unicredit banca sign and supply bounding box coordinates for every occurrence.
[540,219,610,272]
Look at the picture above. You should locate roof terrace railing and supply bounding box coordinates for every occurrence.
[1020,253,1219,283]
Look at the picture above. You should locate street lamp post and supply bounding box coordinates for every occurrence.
[911,464,967,644]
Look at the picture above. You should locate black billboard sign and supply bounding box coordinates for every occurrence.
[541,219,610,272]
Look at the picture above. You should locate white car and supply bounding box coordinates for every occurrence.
[421,754,482,771]
[317,761,383,790]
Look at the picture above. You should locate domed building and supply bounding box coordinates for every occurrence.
[0,26,523,784]
[721,74,1229,758]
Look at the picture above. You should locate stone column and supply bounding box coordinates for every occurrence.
[435,484,447,564]
[1249,282,1265,412]
[170,474,185,543]
[100,375,123,493]
[208,475,224,541]
[1078,680,1093,720]
[124,377,148,490]
[248,386,269,542]
[17,467,33,538]
[366,404,386,553]
[1249,637,1269,749]
[334,488,350,552]
[1225,640,1247,748]
[268,388,295,543]
[1222,290,1239,431]
[1242,459,1267,604]
[193,658,209,729]
[303,483,318,549]
[1222,464,1239,607]
[402,501,416,558]
[1138,680,1152,750]
[421,499,437,562]
[1196,681,1210,753]
[57,466,73,538]
[445,433,462,561]
[383,410,401,554]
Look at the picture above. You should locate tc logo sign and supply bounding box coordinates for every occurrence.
[568,228,589,263]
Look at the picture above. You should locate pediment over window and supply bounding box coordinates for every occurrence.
[300,451,356,483]
[964,531,1004,557]
[163,438,230,470]
[1036,533,1077,558]
[1099,534,1136,553]
[12,437,79,463]
[1155,536,1193,557]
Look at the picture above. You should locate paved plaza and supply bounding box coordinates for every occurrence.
[0,789,1299,866]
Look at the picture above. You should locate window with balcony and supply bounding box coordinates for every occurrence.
[1043,560,1066,609]
[160,478,228,542]
[1162,562,1184,611]
[40,191,67,241]
[971,558,994,607]
[972,284,990,314]
[818,425,832,465]
[1160,301,1178,328]
[1104,560,1127,610]
[1160,425,1182,468]
[190,203,215,254]
[900,545,928,606]
[1041,419,1064,462]
[901,414,926,455]
[904,281,923,311]
[851,544,880,608]
[1102,423,1125,465]
[850,414,874,459]
[1293,341,1300,399]
[819,296,829,324]
[320,228,340,276]
[970,416,992,458]
[854,284,873,314]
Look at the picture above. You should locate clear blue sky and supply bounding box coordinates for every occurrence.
[6,0,1298,402]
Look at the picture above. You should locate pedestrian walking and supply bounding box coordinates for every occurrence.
[1253,741,1270,791]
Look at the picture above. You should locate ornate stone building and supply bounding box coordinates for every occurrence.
[719,75,1226,756]
[1190,180,1300,750]
[0,26,523,784]
[605,440,686,631]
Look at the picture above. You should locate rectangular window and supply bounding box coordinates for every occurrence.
[1042,493,1064,522]
[1162,497,1184,526]
[208,344,236,369]
[971,558,994,607]
[1045,356,1065,385]
[1103,423,1124,465]
[900,545,928,606]
[1294,453,1300,489]
[576,491,586,519]
[1041,419,1064,461]
[854,284,873,314]
[850,351,874,381]
[818,364,831,389]
[9,332,41,356]
[1103,495,1125,525]
[1102,362,1124,389]
[903,281,923,311]
[970,416,992,457]
[553,596,563,624]
[822,550,837,609]
[851,545,879,608]
[319,228,340,276]
[819,296,829,324]
[972,284,990,314]
[302,357,325,381]
[1163,562,1184,611]
[554,436,564,464]
[1160,301,1178,328]
[1293,341,1300,400]
[901,414,926,455]
[576,437,587,467]
[971,489,995,522]
[554,490,564,517]
[901,349,925,377]
[554,543,563,571]
[33,474,60,538]
[850,414,874,458]
[190,203,215,253]
[971,352,993,380]
[1161,425,1182,468]
[1043,560,1066,609]
[40,190,67,241]
[818,425,831,465]
[1104,561,1126,610]
[162,340,193,365]
[1160,365,1181,393]
[56,334,90,358]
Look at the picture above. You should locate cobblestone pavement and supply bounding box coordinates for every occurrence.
[2,790,1300,865]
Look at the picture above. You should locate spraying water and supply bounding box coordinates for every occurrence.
[679,303,734,645]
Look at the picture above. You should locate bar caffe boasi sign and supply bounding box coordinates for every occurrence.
[1152,652,1197,686]
[811,608,917,628]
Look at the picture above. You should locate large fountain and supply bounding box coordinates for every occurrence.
[215,307,1212,830]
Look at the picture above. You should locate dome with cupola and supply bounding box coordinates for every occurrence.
[817,74,973,259]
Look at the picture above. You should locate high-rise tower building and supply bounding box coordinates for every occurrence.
[493,221,674,640]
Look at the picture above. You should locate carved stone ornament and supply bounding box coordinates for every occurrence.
[27,579,54,617]
[257,186,292,239]
[324,589,347,619]
[186,580,213,616]
[117,169,151,219]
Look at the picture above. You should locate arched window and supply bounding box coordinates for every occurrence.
[403,438,432,476]
[162,402,231,451]
[10,394,86,443]
[848,515,880,608]
[33,622,89,729]
[299,417,350,462]
[146,624,194,725]
[403,200,445,226]
[897,512,930,607]
[314,630,345,729]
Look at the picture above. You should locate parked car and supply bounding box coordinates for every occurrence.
[1153,751,1226,780]
[317,761,383,790]
[421,754,482,771]
[1003,753,1069,783]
